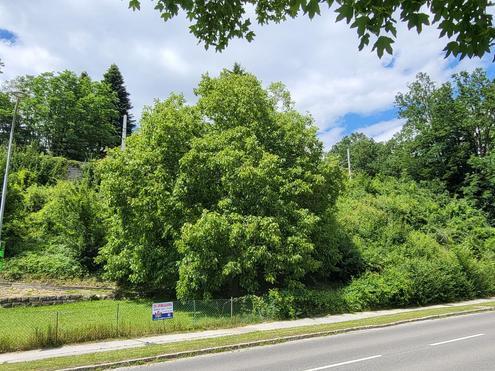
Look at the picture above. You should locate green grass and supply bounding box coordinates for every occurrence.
[2,302,494,371]
[0,299,261,353]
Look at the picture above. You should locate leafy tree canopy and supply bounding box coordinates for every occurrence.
[330,132,385,176]
[98,68,349,298]
[332,68,495,224]
[128,0,495,59]
[393,68,495,193]
[4,71,119,161]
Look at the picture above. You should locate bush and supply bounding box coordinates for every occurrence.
[343,268,413,311]
[2,249,84,280]
[248,288,348,319]
[26,181,106,272]
[335,176,495,310]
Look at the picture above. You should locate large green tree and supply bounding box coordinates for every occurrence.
[391,69,495,193]
[97,94,204,294]
[330,132,385,176]
[176,72,345,298]
[463,152,495,223]
[103,64,135,141]
[10,71,119,161]
[98,69,349,297]
[128,0,495,59]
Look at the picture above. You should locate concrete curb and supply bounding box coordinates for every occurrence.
[60,306,495,371]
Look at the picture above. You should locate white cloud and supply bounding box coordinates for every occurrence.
[0,0,491,139]
[0,41,62,76]
[357,118,406,143]
[318,126,346,149]
[159,48,189,75]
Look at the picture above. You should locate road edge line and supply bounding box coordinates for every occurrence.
[49,306,493,370]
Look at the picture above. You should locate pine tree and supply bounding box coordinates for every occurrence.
[103,64,135,141]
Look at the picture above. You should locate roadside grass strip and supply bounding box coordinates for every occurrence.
[1,301,494,371]
[0,299,261,353]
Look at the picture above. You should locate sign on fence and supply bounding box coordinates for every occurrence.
[152,302,174,320]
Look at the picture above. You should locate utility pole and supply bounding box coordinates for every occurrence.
[0,93,22,247]
[347,146,352,178]
[121,114,127,151]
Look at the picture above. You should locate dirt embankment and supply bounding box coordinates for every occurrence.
[0,280,114,299]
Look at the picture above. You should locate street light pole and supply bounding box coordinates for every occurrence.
[347,146,352,178]
[121,114,127,151]
[0,94,22,243]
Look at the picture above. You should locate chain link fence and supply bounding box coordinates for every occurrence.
[0,297,262,352]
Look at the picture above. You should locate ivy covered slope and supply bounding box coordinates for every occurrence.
[98,69,356,297]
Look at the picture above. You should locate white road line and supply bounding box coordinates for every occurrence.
[430,333,485,346]
[303,355,382,371]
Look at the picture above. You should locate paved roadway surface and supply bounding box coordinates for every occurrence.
[121,311,495,371]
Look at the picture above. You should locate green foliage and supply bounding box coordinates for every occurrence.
[2,248,84,280]
[330,132,384,176]
[392,69,495,192]
[2,65,494,320]
[6,71,119,160]
[0,145,105,278]
[338,176,495,309]
[249,287,348,319]
[99,69,348,298]
[2,179,105,278]
[0,146,71,257]
[103,64,135,139]
[25,181,107,272]
[176,71,343,298]
[463,152,495,222]
[98,94,203,295]
[247,175,495,319]
[128,0,495,59]
[0,93,18,145]
[326,69,495,226]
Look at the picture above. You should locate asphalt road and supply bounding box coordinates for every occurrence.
[122,311,495,371]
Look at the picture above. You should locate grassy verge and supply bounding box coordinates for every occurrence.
[3,301,494,371]
[0,299,260,353]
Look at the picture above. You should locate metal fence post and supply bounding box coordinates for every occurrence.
[55,311,59,344]
[230,297,233,318]
[116,303,120,336]
[193,300,196,318]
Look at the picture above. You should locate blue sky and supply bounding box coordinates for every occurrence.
[0,29,16,44]
[0,1,493,149]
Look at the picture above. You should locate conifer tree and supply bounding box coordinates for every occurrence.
[103,64,135,140]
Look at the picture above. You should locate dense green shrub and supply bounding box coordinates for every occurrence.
[337,176,495,309]
[0,146,106,278]
[2,248,84,280]
[248,288,348,319]
[0,145,73,256]
[235,176,495,319]
[25,180,106,272]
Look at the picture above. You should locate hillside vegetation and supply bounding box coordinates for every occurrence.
[1,66,494,316]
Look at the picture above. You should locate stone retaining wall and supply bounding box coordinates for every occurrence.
[0,294,113,308]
